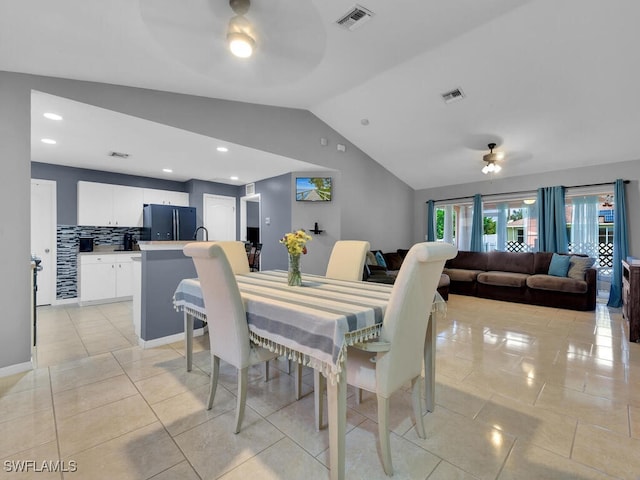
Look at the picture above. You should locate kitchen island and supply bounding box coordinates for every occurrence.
[135,241,203,347]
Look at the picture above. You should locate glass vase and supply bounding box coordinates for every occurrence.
[288,253,302,286]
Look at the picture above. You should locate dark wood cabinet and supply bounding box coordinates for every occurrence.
[622,260,640,342]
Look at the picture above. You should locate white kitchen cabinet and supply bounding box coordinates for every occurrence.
[79,253,141,304]
[115,256,135,297]
[78,182,113,226]
[113,185,144,227]
[142,188,189,206]
[77,181,144,227]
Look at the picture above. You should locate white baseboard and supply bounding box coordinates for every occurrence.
[53,298,77,306]
[138,327,204,349]
[0,361,33,378]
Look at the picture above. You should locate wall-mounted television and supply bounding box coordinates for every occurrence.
[296,177,332,202]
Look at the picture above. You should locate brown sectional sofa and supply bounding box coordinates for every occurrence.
[444,251,597,311]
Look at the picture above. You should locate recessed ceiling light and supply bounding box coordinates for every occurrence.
[43,112,63,121]
[360,118,370,126]
[41,138,57,145]
[230,176,239,181]
[217,146,229,152]
[162,168,173,173]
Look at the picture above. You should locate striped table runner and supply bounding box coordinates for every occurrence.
[173,270,394,380]
[174,271,445,381]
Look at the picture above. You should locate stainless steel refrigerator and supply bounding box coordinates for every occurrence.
[141,204,197,241]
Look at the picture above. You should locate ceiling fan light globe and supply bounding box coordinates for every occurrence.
[482,165,490,174]
[228,32,254,58]
[494,164,502,173]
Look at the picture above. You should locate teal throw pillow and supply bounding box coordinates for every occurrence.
[567,256,595,280]
[548,253,571,277]
[375,251,387,269]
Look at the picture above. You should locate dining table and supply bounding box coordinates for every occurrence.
[173,270,445,480]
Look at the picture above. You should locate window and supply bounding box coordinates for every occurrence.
[565,191,614,293]
[482,199,537,252]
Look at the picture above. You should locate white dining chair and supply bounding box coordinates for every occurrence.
[293,240,371,401]
[316,242,457,475]
[183,241,252,372]
[183,242,279,434]
[325,240,371,281]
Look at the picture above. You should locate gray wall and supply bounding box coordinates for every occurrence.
[254,173,292,271]
[1,70,414,370]
[413,158,640,255]
[140,250,197,341]
[32,162,187,225]
[0,73,31,370]
[291,171,341,275]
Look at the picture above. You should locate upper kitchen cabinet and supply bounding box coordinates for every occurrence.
[77,181,144,227]
[142,188,189,206]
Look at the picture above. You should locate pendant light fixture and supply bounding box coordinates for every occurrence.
[227,0,255,58]
[481,143,503,175]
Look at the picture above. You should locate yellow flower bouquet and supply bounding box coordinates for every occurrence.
[280,230,311,286]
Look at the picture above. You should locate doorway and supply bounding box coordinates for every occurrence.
[240,194,261,244]
[203,194,236,241]
[31,179,56,306]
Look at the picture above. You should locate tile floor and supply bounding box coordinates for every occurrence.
[1,296,640,479]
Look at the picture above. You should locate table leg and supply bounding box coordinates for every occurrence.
[327,369,346,480]
[185,312,194,372]
[424,312,435,412]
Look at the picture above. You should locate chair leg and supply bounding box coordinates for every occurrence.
[234,367,248,434]
[207,356,220,410]
[377,395,393,476]
[184,312,193,372]
[295,362,303,400]
[314,369,325,430]
[263,360,270,382]
[411,376,426,439]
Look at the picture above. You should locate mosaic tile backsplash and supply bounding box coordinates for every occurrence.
[57,225,143,299]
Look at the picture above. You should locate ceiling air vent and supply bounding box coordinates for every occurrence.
[108,151,130,159]
[441,88,465,104]
[336,5,374,31]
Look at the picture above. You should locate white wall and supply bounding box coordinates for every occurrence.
[0,70,415,370]
[413,158,640,255]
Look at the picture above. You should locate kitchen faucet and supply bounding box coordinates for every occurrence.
[193,226,209,241]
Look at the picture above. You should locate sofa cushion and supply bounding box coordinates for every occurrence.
[527,274,588,294]
[397,249,409,259]
[533,252,554,274]
[443,268,484,282]
[567,256,596,280]
[548,253,571,277]
[446,251,489,271]
[439,273,450,287]
[374,251,387,269]
[383,252,404,271]
[366,251,378,266]
[477,271,529,288]
[487,251,534,274]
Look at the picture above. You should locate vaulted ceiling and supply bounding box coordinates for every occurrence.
[2,0,639,189]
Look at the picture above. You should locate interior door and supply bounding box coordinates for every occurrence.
[203,194,236,241]
[31,179,56,306]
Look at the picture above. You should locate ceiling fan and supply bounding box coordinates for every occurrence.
[481,143,504,174]
[138,0,326,86]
